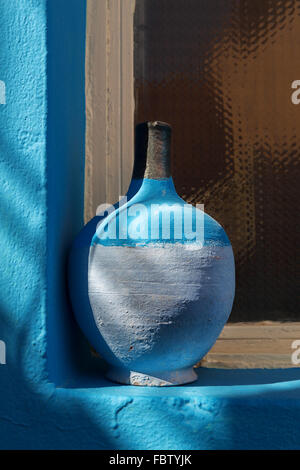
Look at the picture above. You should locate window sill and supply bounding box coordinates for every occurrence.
[54,366,300,449]
[201,322,300,369]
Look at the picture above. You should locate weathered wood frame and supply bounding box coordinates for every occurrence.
[85,0,135,221]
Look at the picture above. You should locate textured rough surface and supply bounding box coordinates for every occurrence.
[89,244,234,384]
[1,0,300,450]
[87,175,235,385]
[74,122,235,386]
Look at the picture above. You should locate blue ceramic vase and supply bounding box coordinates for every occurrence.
[71,121,235,386]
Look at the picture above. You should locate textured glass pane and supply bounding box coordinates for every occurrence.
[134,0,300,321]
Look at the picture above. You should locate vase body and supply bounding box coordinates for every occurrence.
[68,126,146,357]
[83,122,235,386]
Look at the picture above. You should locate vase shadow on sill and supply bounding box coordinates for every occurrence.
[58,365,300,391]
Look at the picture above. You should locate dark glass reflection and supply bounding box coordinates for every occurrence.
[134,0,300,321]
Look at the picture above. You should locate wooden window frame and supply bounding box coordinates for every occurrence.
[85,0,299,369]
[85,0,135,221]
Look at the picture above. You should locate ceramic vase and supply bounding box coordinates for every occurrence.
[70,121,235,386]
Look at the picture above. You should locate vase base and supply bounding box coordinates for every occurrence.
[106,366,198,386]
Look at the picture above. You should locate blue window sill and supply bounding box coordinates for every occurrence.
[50,367,300,450]
[62,366,300,393]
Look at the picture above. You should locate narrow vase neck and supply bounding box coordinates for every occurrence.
[132,121,171,180]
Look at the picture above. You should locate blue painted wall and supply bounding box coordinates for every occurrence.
[0,0,49,444]
[0,0,300,450]
[46,0,95,385]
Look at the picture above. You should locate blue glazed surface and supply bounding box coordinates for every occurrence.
[87,176,235,384]
[92,178,230,247]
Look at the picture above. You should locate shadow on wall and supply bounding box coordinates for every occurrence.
[0,0,111,450]
[46,0,105,384]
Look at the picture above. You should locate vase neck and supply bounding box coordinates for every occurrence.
[132,121,171,180]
